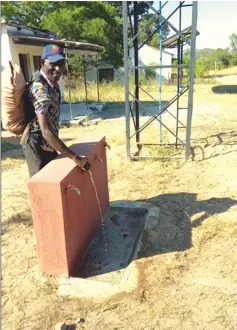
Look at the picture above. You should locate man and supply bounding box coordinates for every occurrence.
[22,44,90,177]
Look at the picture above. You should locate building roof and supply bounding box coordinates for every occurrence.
[10,35,103,56]
[3,20,58,39]
[3,20,103,56]
[162,26,200,49]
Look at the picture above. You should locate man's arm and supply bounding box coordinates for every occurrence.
[37,112,90,170]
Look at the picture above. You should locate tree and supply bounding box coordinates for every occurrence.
[138,13,170,47]
[1,1,56,27]
[195,48,234,71]
[2,1,124,70]
[195,59,210,78]
[2,1,170,73]
[230,53,237,66]
[108,2,170,46]
[42,2,123,68]
[208,49,232,69]
[108,1,153,17]
[229,33,237,52]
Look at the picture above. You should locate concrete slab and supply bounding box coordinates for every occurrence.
[60,102,105,123]
[58,201,159,299]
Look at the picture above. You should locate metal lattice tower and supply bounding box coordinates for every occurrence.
[123,1,198,161]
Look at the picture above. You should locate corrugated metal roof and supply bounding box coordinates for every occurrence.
[10,34,104,55]
[3,20,103,55]
[4,20,58,39]
[162,27,200,49]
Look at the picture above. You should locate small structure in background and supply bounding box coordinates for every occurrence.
[86,45,174,84]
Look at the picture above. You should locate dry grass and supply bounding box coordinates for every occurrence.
[64,77,237,104]
[208,65,237,76]
[63,65,237,104]
[64,81,179,103]
[2,76,237,330]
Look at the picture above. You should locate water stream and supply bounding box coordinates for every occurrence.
[88,170,108,253]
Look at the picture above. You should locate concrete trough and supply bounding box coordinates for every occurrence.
[58,201,159,299]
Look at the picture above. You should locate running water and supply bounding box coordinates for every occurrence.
[88,170,108,253]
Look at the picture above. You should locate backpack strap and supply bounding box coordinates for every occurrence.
[20,117,37,145]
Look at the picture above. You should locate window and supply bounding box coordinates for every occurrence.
[99,68,114,82]
[18,54,30,81]
[33,56,41,72]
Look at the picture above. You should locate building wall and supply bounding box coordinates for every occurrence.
[86,68,98,82]
[86,45,172,84]
[15,44,43,76]
[86,65,123,83]
[1,23,16,69]
[129,45,172,81]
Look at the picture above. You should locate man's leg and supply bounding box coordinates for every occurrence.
[22,136,58,178]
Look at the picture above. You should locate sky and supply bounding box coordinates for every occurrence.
[153,1,237,50]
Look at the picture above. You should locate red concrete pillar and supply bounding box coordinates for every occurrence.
[28,136,109,276]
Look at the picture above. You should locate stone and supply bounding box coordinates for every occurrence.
[76,318,85,324]
[54,322,67,330]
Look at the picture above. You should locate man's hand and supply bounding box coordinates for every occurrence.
[37,113,91,171]
[74,156,91,171]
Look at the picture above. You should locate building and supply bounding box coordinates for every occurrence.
[86,44,174,83]
[128,45,174,82]
[1,19,103,102]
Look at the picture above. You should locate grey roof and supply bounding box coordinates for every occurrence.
[10,35,103,55]
[162,27,200,49]
[5,20,58,39]
[3,20,103,55]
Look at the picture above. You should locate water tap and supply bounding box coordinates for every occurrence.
[104,142,111,150]
[94,155,103,163]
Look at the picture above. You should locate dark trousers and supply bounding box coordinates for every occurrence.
[22,134,58,178]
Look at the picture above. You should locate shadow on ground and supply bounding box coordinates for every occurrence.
[1,136,22,152]
[1,209,33,235]
[79,193,237,278]
[191,131,237,161]
[100,101,169,120]
[1,136,73,160]
[212,85,237,94]
[140,193,236,257]
[2,190,236,278]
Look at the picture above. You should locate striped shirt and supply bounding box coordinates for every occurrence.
[28,70,61,151]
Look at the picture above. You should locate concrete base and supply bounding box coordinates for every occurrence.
[58,201,159,299]
[59,102,105,127]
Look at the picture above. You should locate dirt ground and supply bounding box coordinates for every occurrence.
[1,79,237,330]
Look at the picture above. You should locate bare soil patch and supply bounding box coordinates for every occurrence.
[2,81,237,330]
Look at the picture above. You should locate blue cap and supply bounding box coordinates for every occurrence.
[41,44,65,63]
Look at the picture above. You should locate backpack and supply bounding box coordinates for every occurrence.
[1,61,46,136]
[1,61,61,136]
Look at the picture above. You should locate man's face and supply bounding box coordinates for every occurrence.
[42,59,65,83]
